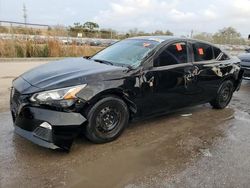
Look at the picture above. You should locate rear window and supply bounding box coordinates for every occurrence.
[213,47,221,59]
[192,42,213,62]
[213,47,230,61]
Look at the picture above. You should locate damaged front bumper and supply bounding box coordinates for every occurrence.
[12,106,86,150]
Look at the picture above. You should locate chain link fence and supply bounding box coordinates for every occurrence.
[0,22,249,57]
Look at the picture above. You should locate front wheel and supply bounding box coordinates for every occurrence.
[210,80,234,109]
[84,96,129,144]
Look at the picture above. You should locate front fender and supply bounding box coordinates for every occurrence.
[76,79,124,101]
[76,81,138,115]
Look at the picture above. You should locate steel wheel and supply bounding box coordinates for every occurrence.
[96,106,121,134]
[210,80,234,109]
[85,96,129,143]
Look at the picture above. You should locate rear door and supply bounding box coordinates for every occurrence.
[190,41,231,103]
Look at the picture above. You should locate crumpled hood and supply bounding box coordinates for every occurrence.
[17,58,125,93]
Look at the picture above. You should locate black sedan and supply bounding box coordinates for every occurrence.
[10,36,243,150]
[238,51,250,79]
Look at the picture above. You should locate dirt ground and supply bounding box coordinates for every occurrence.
[0,60,250,188]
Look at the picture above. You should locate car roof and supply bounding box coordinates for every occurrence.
[129,36,215,46]
[129,36,184,43]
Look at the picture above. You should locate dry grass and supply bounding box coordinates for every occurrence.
[0,40,103,58]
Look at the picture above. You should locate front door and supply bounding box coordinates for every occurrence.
[141,41,199,115]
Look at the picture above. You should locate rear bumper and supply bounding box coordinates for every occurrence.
[12,106,87,150]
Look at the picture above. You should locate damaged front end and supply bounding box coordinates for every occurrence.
[10,78,87,151]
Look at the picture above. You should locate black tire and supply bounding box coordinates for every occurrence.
[84,96,129,144]
[210,80,234,109]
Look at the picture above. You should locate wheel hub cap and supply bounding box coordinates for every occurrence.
[96,107,120,132]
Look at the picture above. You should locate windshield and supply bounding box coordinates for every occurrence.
[91,39,159,68]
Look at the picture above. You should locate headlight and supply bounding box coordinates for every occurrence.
[30,84,87,106]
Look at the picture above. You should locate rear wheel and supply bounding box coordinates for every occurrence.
[210,80,234,109]
[84,96,129,143]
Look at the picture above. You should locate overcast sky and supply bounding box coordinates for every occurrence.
[0,0,250,37]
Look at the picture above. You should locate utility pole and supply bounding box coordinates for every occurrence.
[190,30,194,38]
[23,4,28,41]
[23,3,27,28]
[111,29,113,39]
[0,0,2,26]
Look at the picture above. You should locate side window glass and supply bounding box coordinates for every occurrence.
[154,42,188,67]
[193,42,213,62]
[213,47,230,61]
[220,53,230,61]
[213,47,221,59]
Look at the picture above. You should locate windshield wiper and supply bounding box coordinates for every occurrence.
[92,59,114,66]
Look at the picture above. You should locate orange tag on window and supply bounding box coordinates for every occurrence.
[143,43,151,47]
[176,43,182,51]
[198,48,204,55]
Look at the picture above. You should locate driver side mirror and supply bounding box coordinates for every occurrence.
[83,56,91,59]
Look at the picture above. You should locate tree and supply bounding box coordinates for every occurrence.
[193,32,213,42]
[99,29,117,39]
[128,28,139,37]
[153,30,173,36]
[83,22,99,31]
[69,23,83,37]
[68,22,100,37]
[212,27,245,44]
[165,30,174,36]
[154,30,165,35]
[73,22,82,28]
